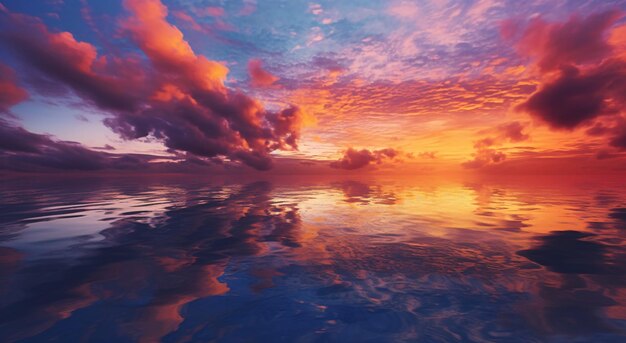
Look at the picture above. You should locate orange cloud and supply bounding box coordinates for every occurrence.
[122,0,228,92]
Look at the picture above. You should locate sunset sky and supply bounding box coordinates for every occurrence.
[1,0,626,174]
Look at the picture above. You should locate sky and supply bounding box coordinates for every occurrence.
[0,0,626,174]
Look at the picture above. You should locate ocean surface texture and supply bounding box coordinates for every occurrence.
[1,176,625,342]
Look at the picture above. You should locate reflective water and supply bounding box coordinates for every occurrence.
[0,175,625,342]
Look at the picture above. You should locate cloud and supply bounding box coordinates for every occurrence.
[0,54,153,173]
[248,58,279,87]
[289,75,535,130]
[518,63,626,130]
[238,0,256,16]
[0,9,145,111]
[509,10,626,152]
[120,0,226,87]
[0,120,258,173]
[330,148,397,170]
[464,121,529,169]
[585,122,612,136]
[172,11,205,32]
[513,10,623,72]
[310,55,346,73]
[387,1,420,20]
[462,148,506,169]
[117,0,306,170]
[497,121,529,142]
[418,151,437,159]
[0,120,151,171]
[585,118,626,151]
[196,6,225,17]
[0,63,28,113]
[0,64,127,172]
[610,123,626,150]
[0,121,51,153]
[0,0,306,171]
[476,121,530,146]
[93,144,116,151]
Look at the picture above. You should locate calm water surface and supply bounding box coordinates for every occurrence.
[1,175,625,342]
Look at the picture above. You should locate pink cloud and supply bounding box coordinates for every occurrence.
[512,10,623,72]
[197,6,225,17]
[238,0,256,16]
[248,58,279,87]
[0,63,28,113]
[172,11,204,32]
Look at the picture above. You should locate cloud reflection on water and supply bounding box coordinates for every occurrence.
[0,175,625,342]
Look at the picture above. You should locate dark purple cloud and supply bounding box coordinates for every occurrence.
[0,119,309,174]
[0,121,51,153]
[0,120,156,171]
[508,9,626,153]
[92,144,116,151]
[0,121,242,173]
[518,63,626,130]
[330,148,397,170]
